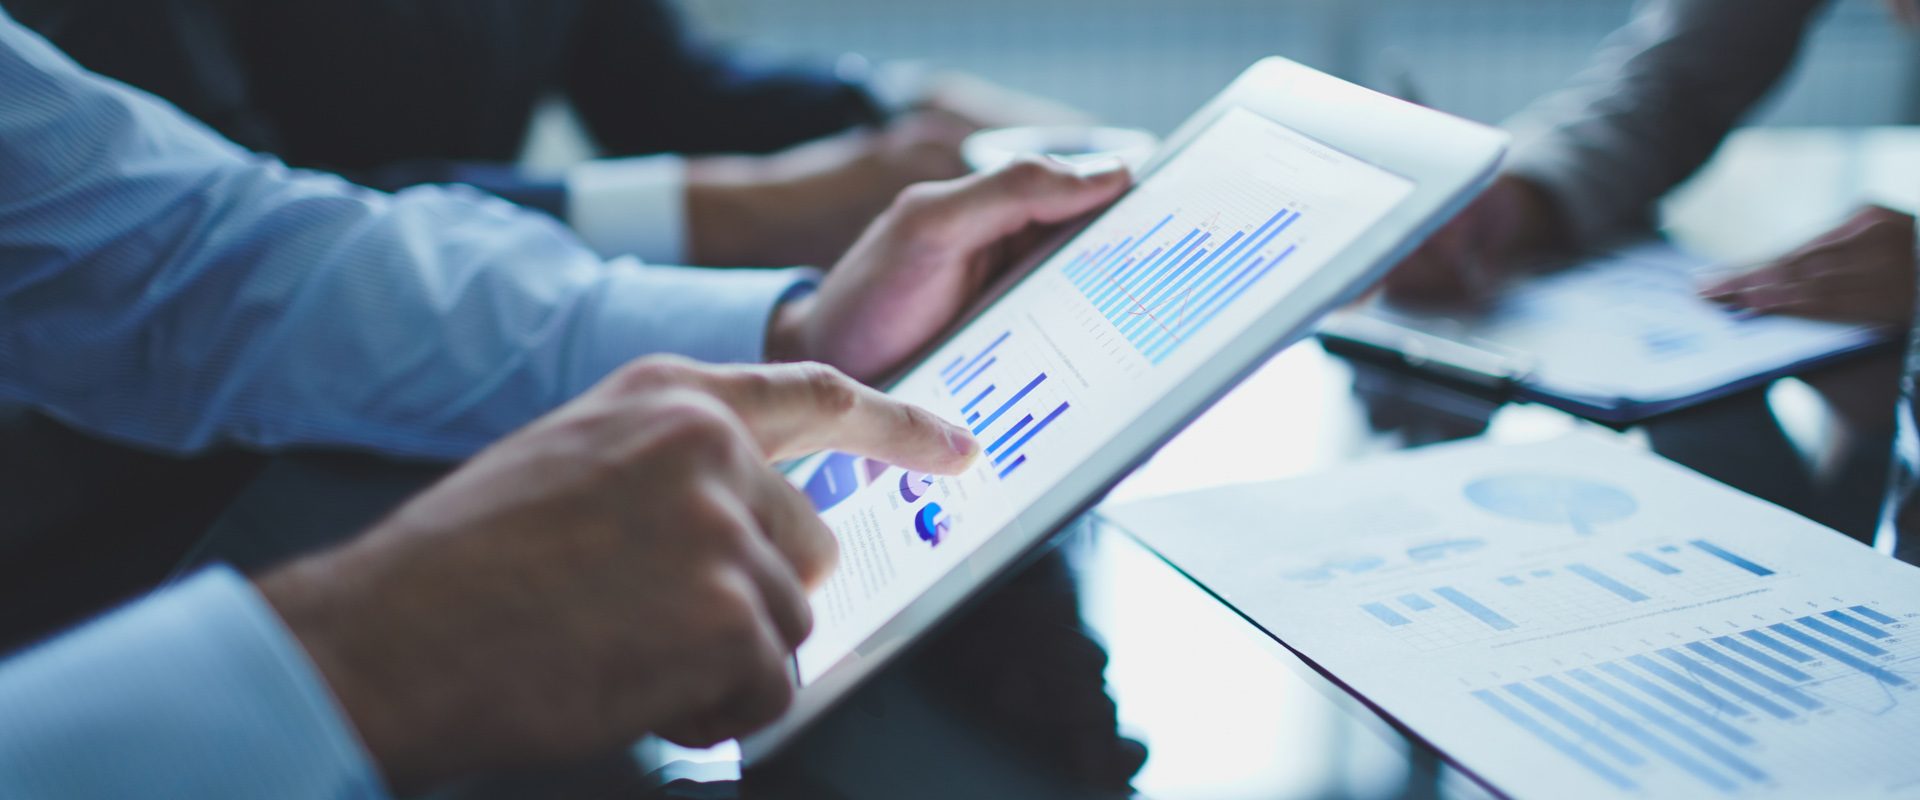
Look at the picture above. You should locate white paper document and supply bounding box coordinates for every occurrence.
[1322,243,1888,420]
[1106,435,1920,799]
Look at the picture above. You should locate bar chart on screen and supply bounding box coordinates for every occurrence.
[935,329,1072,481]
[1061,204,1304,364]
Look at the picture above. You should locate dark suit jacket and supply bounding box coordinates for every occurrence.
[0,0,884,652]
[10,0,885,217]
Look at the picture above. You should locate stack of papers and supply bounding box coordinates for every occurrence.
[1320,243,1890,422]
[1106,435,1920,799]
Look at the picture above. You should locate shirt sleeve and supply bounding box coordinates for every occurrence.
[0,9,816,462]
[566,154,689,263]
[0,567,388,799]
[1501,0,1826,249]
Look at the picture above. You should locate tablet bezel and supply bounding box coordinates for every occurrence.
[741,56,1508,761]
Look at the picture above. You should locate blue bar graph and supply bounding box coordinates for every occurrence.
[1593,663,1754,745]
[1100,233,1216,316]
[1473,690,1638,791]
[1530,677,1744,791]
[1797,616,1887,656]
[1565,670,1765,781]
[1434,586,1516,631]
[951,357,995,395]
[993,402,1069,467]
[961,385,995,414]
[1657,649,1794,720]
[1117,236,1242,333]
[1851,605,1901,625]
[1504,683,1645,766]
[1060,207,1303,362]
[1568,563,1650,602]
[1822,609,1892,639]
[1682,643,1820,711]
[1628,654,1750,718]
[936,330,1070,483]
[1628,551,1682,575]
[1712,636,1812,682]
[985,415,1033,455]
[973,373,1045,435]
[943,331,1008,393]
[1689,540,1775,576]
[1362,603,1411,626]
[1400,594,1435,611]
[1769,623,1908,686]
[1741,630,1815,664]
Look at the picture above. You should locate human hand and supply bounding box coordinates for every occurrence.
[255,357,979,792]
[1378,173,1569,305]
[685,112,975,268]
[766,158,1131,383]
[1699,204,1917,325]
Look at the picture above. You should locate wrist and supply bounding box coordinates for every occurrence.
[685,156,777,266]
[764,292,817,365]
[256,545,442,793]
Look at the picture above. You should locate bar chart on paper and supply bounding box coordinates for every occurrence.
[1365,538,1784,650]
[1108,435,1920,799]
[1062,206,1303,364]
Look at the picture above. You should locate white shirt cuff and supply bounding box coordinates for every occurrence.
[567,261,821,396]
[566,154,688,264]
[0,567,386,798]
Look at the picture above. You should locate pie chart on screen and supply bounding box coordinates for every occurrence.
[915,503,951,546]
[899,470,936,503]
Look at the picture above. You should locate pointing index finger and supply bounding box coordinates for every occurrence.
[709,362,981,475]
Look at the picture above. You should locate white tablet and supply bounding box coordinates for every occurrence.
[744,57,1508,759]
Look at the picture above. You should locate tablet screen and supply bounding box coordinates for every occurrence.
[791,106,1415,682]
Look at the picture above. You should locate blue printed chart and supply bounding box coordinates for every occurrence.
[1109,436,1920,798]
[1364,538,1782,650]
[1471,604,1918,796]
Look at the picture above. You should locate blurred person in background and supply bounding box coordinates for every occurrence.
[9,0,1087,270]
[0,8,1131,794]
[0,0,1088,649]
[1381,0,1920,547]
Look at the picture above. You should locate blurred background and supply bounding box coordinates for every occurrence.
[681,0,1920,134]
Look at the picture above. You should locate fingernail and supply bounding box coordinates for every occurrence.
[946,426,980,462]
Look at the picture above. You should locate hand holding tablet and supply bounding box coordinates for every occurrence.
[749,58,1509,760]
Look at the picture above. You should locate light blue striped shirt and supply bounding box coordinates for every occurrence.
[0,7,813,796]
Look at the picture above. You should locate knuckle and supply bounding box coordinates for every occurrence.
[793,362,858,417]
[649,396,746,465]
[679,488,752,545]
[699,570,769,650]
[890,180,948,217]
[610,354,697,394]
[999,157,1057,188]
